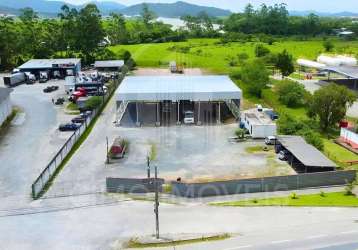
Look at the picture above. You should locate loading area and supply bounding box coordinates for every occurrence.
[115,75,242,127]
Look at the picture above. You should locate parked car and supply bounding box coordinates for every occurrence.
[264,110,279,120]
[59,123,80,131]
[183,111,195,124]
[265,136,277,145]
[69,87,87,102]
[43,86,59,93]
[278,150,290,161]
[71,114,87,124]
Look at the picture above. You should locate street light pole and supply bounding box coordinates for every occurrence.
[154,165,159,239]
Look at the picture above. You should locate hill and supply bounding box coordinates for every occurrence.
[0,0,126,16]
[119,1,232,18]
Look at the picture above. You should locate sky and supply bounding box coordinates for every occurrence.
[63,0,358,13]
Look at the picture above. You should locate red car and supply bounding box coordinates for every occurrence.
[69,87,87,102]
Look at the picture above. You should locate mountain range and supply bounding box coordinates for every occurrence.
[0,0,357,18]
[0,0,231,17]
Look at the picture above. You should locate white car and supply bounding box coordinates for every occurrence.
[265,136,277,145]
[183,111,195,124]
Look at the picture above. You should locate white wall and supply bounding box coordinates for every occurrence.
[341,128,358,148]
[0,97,12,126]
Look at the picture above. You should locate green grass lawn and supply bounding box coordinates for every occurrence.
[212,192,358,207]
[110,38,358,74]
[324,139,358,169]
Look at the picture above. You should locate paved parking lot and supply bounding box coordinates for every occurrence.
[0,77,78,206]
[47,96,294,197]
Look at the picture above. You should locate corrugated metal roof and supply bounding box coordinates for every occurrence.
[324,66,358,79]
[94,60,124,68]
[0,87,13,104]
[115,75,242,102]
[18,58,81,69]
[278,135,337,168]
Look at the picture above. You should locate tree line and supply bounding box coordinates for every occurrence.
[0,3,183,70]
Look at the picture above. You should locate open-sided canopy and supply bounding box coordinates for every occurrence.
[116,75,242,102]
[278,136,336,169]
[323,66,358,79]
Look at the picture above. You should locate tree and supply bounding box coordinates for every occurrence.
[308,84,356,131]
[276,80,309,107]
[240,59,269,97]
[76,4,104,64]
[107,13,128,45]
[141,3,156,28]
[275,49,294,78]
[323,39,334,52]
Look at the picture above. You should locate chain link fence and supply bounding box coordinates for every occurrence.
[32,72,126,199]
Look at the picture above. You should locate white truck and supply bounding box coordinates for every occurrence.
[3,72,27,87]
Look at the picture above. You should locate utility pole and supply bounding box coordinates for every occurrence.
[106,136,109,164]
[147,155,151,179]
[154,165,159,239]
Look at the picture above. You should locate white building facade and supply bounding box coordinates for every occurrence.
[0,88,13,126]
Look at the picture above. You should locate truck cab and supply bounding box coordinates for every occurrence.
[183,111,195,124]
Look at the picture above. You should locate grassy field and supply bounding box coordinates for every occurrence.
[324,139,358,170]
[211,192,358,207]
[110,38,358,73]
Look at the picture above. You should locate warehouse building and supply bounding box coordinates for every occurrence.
[0,87,13,126]
[94,60,124,72]
[115,75,242,126]
[17,58,81,79]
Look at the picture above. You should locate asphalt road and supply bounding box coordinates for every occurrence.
[0,81,74,206]
[0,195,357,250]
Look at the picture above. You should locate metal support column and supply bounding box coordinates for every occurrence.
[217,102,221,124]
[354,79,357,90]
[136,102,140,127]
[177,101,181,125]
[197,101,201,125]
[155,102,160,127]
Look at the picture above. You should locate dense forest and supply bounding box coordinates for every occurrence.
[0,3,357,70]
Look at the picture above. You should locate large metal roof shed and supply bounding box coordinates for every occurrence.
[94,60,124,70]
[116,75,242,102]
[18,58,81,70]
[277,136,336,172]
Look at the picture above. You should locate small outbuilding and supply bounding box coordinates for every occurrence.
[115,75,242,126]
[17,58,81,79]
[94,60,124,72]
[0,87,13,126]
[242,108,277,139]
[276,135,337,173]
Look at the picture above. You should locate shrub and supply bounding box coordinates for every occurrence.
[85,96,103,110]
[290,192,298,199]
[255,44,270,57]
[345,181,356,196]
[235,128,246,139]
[320,191,326,197]
[276,80,310,107]
[299,129,324,151]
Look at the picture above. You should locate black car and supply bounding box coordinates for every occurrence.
[59,123,80,132]
[71,115,86,124]
[43,86,59,93]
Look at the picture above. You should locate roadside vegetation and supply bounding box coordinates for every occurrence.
[211,192,358,207]
[125,234,230,248]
